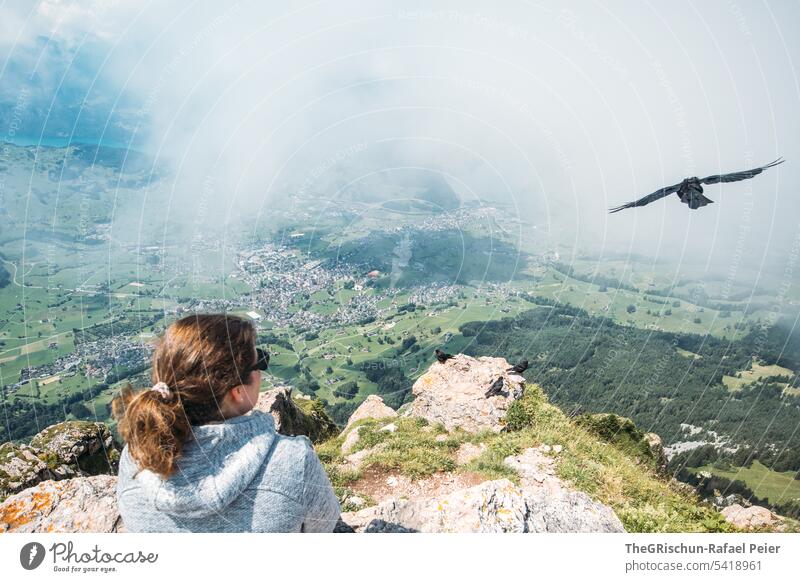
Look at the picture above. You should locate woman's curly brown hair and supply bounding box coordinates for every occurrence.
[111,313,257,479]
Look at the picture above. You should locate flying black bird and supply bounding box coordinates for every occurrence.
[435,348,454,364]
[485,377,505,398]
[507,359,529,374]
[608,158,784,213]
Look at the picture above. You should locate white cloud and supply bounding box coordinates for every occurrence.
[1,0,798,271]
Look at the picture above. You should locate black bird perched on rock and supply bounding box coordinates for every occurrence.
[608,158,784,213]
[507,359,529,374]
[435,348,454,364]
[485,377,504,398]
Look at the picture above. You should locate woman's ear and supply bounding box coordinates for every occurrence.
[228,384,245,403]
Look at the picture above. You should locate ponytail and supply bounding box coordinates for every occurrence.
[112,384,192,479]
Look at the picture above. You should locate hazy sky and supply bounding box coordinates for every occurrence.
[2,0,799,279]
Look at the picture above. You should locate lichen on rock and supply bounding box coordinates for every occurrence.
[0,475,122,533]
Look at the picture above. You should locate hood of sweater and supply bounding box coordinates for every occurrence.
[123,409,278,519]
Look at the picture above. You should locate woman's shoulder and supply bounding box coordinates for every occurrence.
[269,430,315,463]
[254,430,317,497]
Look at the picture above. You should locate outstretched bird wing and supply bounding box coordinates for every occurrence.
[700,158,784,185]
[608,182,682,214]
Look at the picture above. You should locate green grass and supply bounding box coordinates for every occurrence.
[316,417,459,483]
[694,461,800,505]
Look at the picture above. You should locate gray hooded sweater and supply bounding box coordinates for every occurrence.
[117,409,340,532]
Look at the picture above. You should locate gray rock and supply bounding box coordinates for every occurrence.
[341,426,363,454]
[504,446,559,490]
[408,354,525,433]
[721,504,781,529]
[341,478,625,533]
[30,421,120,476]
[524,487,625,533]
[712,493,751,509]
[345,395,397,429]
[0,443,62,501]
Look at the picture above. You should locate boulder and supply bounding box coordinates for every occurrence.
[1,421,122,502]
[407,354,525,433]
[0,475,123,533]
[0,443,62,501]
[345,395,397,429]
[523,486,626,533]
[253,387,338,443]
[30,421,120,476]
[341,478,624,533]
[721,504,781,529]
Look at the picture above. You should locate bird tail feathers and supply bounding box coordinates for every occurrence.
[688,193,715,209]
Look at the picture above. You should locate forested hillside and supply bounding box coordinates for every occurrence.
[457,302,800,473]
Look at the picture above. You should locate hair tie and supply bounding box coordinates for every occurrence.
[151,381,173,399]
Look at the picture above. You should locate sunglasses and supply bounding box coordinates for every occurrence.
[252,347,270,371]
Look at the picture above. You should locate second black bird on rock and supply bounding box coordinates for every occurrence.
[485,377,505,398]
[507,359,529,374]
[435,348,454,364]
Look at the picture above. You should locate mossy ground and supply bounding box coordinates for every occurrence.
[316,383,734,532]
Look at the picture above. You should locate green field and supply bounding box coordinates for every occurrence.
[694,461,800,505]
[519,268,756,339]
[722,360,794,392]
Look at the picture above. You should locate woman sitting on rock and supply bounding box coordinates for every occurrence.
[113,313,340,532]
